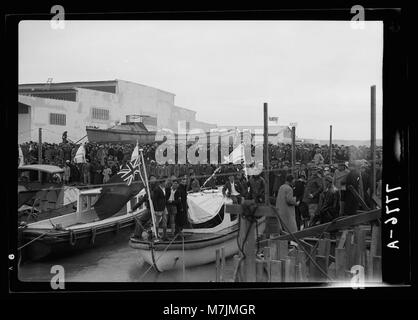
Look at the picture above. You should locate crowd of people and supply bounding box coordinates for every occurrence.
[18,138,382,238]
[18,140,382,188]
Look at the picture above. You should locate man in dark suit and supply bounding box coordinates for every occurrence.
[151,176,168,240]
[222,174,242,204]
[165,178,181,236]
[176,175,189,232]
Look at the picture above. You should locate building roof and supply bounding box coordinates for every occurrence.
[217,125,291,135]
[19,80,118,93]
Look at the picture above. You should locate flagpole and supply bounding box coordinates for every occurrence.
[139,148,158,239]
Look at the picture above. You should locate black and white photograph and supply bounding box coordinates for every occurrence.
[4,6,413,302]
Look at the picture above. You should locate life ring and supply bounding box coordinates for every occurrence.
[90,227,97,245]
[69,230,77,246]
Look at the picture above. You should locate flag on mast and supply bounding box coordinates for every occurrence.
[94,145,144,220]
[74,143,86,163]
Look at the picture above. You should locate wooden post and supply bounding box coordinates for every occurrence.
[277,240,289,260]
[329,125,333,165]
[370,85,376,207]
[296,250,307,281]
[264,102,269,205]
[240,216,256,282]
[233,255,243,282]
[215,249,220,282]
[38,128,42,182]
[220,246,225,282]
[270,260,282,282]
[291,126,296,176]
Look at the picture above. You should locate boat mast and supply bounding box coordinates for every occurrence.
[139,148,159,239]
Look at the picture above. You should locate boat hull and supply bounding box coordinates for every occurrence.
[20,213,140,261]
[130,218,265,272]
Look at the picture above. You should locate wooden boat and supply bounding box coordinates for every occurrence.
[86,122,156,144]
[19,187,145,261]
[129,188,265,272]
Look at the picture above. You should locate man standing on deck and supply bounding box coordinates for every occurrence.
[303,168,324,226]
[152,176,168,240]
[222,174,242,204]
[248,167,265,204]
[176,175,189,233]
[333,162,350,216]
[166,178,181,236]
[276,174,299,233]
[311,175,340,225]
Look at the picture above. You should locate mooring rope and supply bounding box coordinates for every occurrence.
[138,232,181,281]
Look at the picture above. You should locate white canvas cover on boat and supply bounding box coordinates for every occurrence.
[187,188,232,224]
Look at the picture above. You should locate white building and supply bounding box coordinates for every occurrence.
[18,79,216,144]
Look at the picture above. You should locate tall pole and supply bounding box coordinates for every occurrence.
[329,125,333,165]
[371,85,376,206]
[263,103,269,206]
[291,126,296,176]
[38,128,42,182]
[139,149,158,238]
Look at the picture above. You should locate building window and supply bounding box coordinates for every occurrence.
[92,108,110,121]
[50,113,66,126]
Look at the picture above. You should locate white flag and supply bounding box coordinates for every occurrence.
[131,141,139,163]
[223,143,245,164]
[223,143,248,179]
[74,143,86,163]
[18,145,24,167]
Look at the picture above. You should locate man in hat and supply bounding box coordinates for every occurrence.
[311,175,340,225]
[222,173,243,204]
[248,164,265,204]
[343,161,362,215]
[294,171,308,230]
[313,148,324,165]
[276,174,298,233]
[333,162,350,215]
[303,167,324,225]
[63,160,71,185]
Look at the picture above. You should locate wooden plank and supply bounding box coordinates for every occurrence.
[335,248,347,281]
[284,258,291,282]
[270,260,282,282]
[233,254,243,282]
[263,246,272,261]
[370,225,381,256]
[277,240,289,260]
[275,210,380,241]
[220,246,225,282]
[337,230,348,249]
[239,215,257,282]
[226,205,380,240]
[268,235,279,260]
[289,256,296,282]
[345,231,355,269]
[314,255,328,282]
[296,250,307,281]
[215,249,220,282]
[295,263,303,282]
[355,228,366,267]
[256,259,264,282]
[372,256,382,282]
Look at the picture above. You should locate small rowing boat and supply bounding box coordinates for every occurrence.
[129,188,265,272]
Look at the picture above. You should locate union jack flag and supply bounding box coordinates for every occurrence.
[117,158,141,186]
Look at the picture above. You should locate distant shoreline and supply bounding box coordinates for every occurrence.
[300,139,383,147]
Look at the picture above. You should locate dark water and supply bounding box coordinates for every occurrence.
[18,230,236,283]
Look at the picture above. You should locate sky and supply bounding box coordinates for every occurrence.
[19,20,383,140]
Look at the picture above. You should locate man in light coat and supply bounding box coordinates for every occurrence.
[276,174,299,234]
